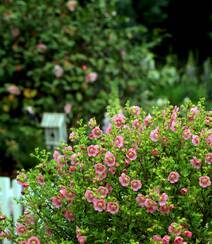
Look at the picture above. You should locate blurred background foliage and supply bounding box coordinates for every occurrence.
[0,0,211,176]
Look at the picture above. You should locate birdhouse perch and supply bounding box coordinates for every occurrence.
[41,113,67,148]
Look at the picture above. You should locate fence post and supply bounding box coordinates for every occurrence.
[12,179,22,225]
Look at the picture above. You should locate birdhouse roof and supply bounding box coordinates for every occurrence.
[41,113,65,128]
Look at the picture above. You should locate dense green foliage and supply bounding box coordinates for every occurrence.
[0,0,211,174]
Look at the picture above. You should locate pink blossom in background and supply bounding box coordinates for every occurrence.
[159,205,171,214]
[192,135,200,146]
[199,176,211,188]
[108,166,116,175]
[168,171,180,184]
[113,114,125,128]
[205,152,212,164]
[184,230,192,238]
[93,198,106,212]
[136,194,146,207]
[115,135,124,148]
[126,148,137,161]
[51,196,62,208]
[106,201,119,214]
[190,156,201,169]
[27,236,40,244]
[104,151,116,167]
[169,106,179,132]
[36,43,47,53]
[182,127,192,140]
[64,103,72,114]
[85,190,95,203]
[130,179,142,191]
[53,150,60,161]
[150,127,160,142]
[66,0,77,11]
[16,223,26,235]
[82,64,87,71]
[87,145,99,157]
[53,64,64,78]
[132,119,141,128]
[173,236,184,244]
[91,127,102,138]
[105,125,112,134]
[94,163,107,175]
[97,186,109,198]
[86,72,98,83]
[144,114,152,126]
[168,223,181,235]
[7,84,20,95]
[180,188,188,195]
[119,173,130,187]
[63,210,74,222]
[59,187,68,198]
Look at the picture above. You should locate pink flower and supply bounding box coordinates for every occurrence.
[85,190,95,203]
[132,119,141,128]
[168,171,180,184]
[184,230,192,238]
[87,145,99,157]
[97,186,109,198]
[19,241,27,244]
[159,193,168,206]
[136,194,146,207]
[96,172,107,181]
[205,133,212,147]
[27,236,40,244]
[64,103,72,114]
[162,235,170,243]
[174,236,184,244]
[63,210,74,222]
[51,196,62,208]
[106,183,113,193]
[144,114,152,126]
[104,151,116,167]
[16,223,26,235]
[86,72,98,83]
[199,176,211,188]
[126,148,137,161]
[77,235,87,244]
[91,127,102,138]
[59,187,68,198]
[130,106,141,115]
[168,223,181,235]
[152,235,162,241]
[93,198,106,212]
[66,0,77,11]
[115,135,124,148]
[113,114,125,128]
[192,135,200,146]
[53,64,64,78]
[106,202,120,214]
[36,43,47,53]
[205,152,212,164]
[105,125,112,134]
[108,167,116,175]
[94,163,107,175]
[182,127,192,140]
[36,175,45,185]
[150,127,160,142]
[169,106,179,132]
[190,156,201,169]
[130,180,142,191]
[159,205,171,214]
[180,188,188,195]
[7,84,20,95]
[119,173,130,187]
[145,199,158,213]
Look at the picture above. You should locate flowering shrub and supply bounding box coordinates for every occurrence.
[0,101,211,243]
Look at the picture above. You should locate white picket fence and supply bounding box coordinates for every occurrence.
[0,177,22,244]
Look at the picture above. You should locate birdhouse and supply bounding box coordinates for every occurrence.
[41,113,67,148]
